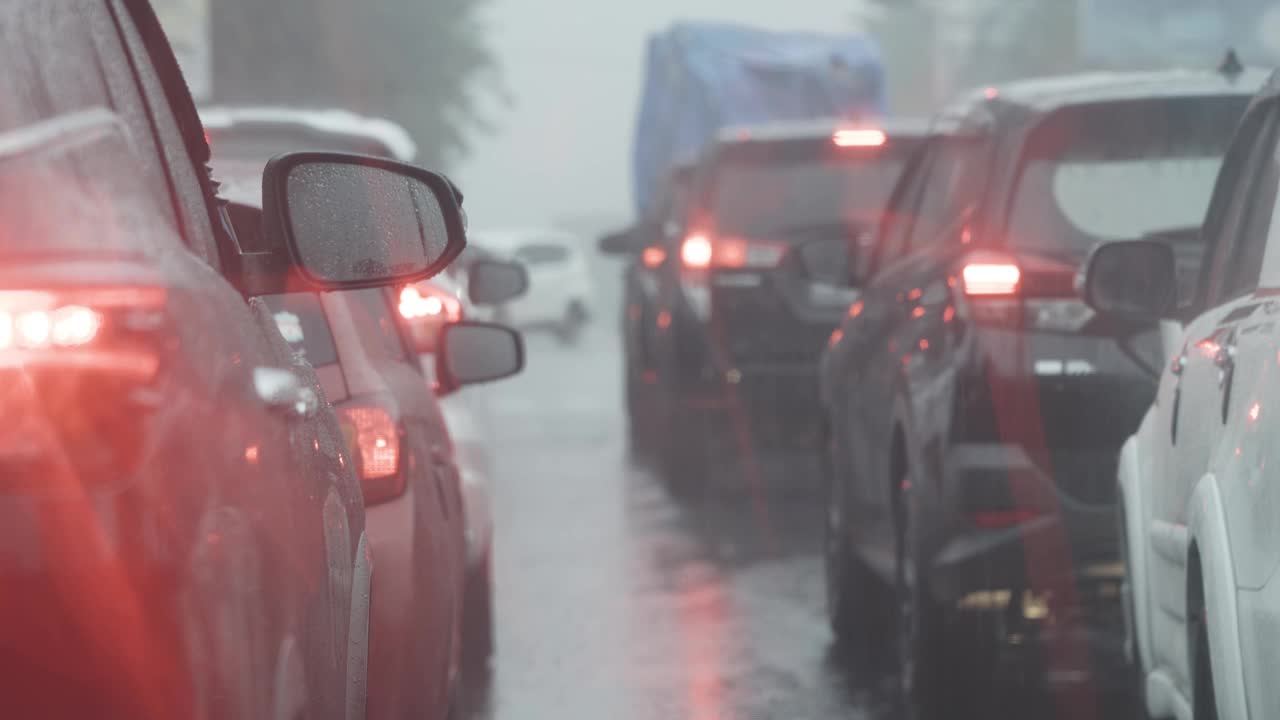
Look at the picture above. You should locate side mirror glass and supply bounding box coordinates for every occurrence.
[468,259,528,306]
[598,228,638,255]
[262,152,465,289]
[436,322,524,392]
[1083,240,1177,322]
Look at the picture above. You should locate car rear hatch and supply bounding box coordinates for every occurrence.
[685,129,922,370]
[966,93,1249,505]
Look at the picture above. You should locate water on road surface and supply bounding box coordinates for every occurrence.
[460,318,898,720]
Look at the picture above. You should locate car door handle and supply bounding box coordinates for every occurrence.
[253,367,319,420]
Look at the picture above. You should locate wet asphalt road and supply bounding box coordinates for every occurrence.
[458,313,897,720]
[457,273,1136,720]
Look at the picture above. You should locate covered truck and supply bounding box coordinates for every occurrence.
[631,21,886,216]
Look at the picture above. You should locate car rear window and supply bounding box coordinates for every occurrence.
[261,293,339,368]
[707,135,922,241]
[1007,95,1249,254]
[515,243,569,264]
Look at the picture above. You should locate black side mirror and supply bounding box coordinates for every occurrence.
[468,259,528,306]
[598,229,639,255]
[436,321,524,394]
[1083,240,1177,322]
[260,152,466,289]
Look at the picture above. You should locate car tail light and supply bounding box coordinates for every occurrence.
[642,245,667,269]
[0,287,166,378]
[680,233,786,270]
[0,286,168,490]
[398,284,461,323]
[833,128,887,147]
[680,233,713,269]
[959,253,1092,332]
[337,404,404,505]
[962,263,1021,296]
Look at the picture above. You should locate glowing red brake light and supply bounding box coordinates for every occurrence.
[962,263,1021,296]
[833,128,887,147]
[338,404,404,504]
[681,234,713,269]
[0,288,165,378]
[398,285,461,322]
[642,245,667,269]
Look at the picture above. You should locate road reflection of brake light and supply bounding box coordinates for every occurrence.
[833,128,886,147]
[962,263,1021,296]
[681,234,713,268]
[642,245,667,269]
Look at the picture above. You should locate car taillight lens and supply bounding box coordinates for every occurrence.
[0,287,166,378]
[962,263,1021,296]
[338,405,404,505]
[642,245,666,269]
[0,286,168,490]
[833,128,887,147]
[680,233,787,270]
[398,284,462,323]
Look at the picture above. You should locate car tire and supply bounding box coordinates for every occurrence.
[658,393,712,497]
[463,550,494,674]
[824,437,893,672]
[895,467,991,719]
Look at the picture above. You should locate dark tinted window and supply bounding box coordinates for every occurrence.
[263,293,340,368]
[708,136,921,241]
[907,137,987,250]
[1007,96,1248,254]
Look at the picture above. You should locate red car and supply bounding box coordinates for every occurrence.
[222,179,525,719]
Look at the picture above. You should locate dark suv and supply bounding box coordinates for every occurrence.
[818,70,1261,716]
[642,119,927,484]
[0,1,467,717]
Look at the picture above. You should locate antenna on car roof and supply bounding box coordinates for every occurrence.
[1218,49,1244,80]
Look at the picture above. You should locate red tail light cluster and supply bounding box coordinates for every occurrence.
[338,404,404,505]
[679,233,787,270]
[961,263,1021,297]
[0,287,166,378]
[398,284,461,323]
[641,245,667,269]
[958,253,1092,332]
[832,128,887,147]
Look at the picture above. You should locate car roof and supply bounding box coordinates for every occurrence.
[715,116,931,146]
[933,68,1269,131]
[199,105,418,162]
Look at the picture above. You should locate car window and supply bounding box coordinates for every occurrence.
[1201,103,1278,306]
[871,142,932,272]
[262,293,340,368]
[346,287,414,364]
[906,136,986,251]
[1219,109,1280,299]
[110,0,222,268]
[1008,96,1247,258]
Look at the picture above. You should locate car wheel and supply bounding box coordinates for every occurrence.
[1192,581,1217,720]
[824,436,892,672]
[894,463,989,720]
[658,392,712,497]
[463,550,494,673]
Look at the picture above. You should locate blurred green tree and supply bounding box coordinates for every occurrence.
[211,0,505,168]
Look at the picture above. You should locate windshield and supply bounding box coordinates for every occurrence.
[1008,96,1248,253]
[15,2,1280,720]
[710,141,915,239]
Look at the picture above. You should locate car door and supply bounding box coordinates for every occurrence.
[109,1,368,715]
[1153,101,1278,683]
[838,139,933,575]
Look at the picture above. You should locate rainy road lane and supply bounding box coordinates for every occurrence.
[459,322,896,720]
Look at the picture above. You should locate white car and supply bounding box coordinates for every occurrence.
[1085,82,1280,720]
[471,229,593,342]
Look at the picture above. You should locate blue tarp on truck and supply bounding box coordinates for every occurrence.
[631,21,887,217]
